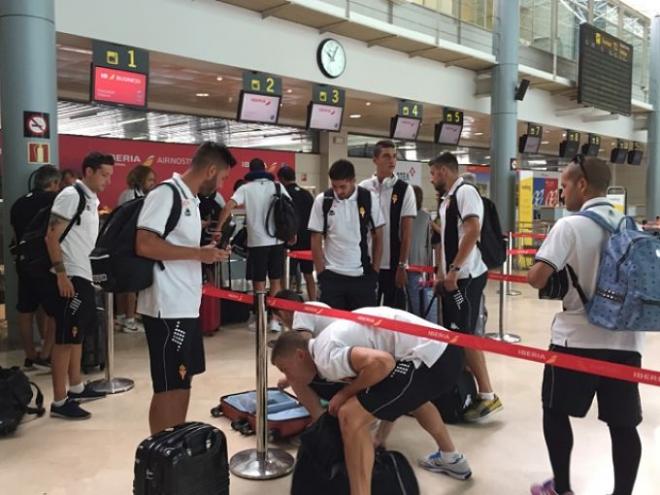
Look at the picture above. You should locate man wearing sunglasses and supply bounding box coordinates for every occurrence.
[528,156,644,495]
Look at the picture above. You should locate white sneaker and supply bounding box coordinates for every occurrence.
[269,319,283,333]
[418,451,472,480]
[122,319,145,334]
[115,314,126,331]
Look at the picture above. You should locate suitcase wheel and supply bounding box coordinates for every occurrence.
[239,424,254,436]
[268,429,280,443]
[211,406,223,418]
[231,419,248,432]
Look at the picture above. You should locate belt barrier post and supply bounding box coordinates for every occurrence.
[485,265,521,343]
[284,251,290,290]
[505,232,521,296]
[230,291,295,480]
[89,292,135,394]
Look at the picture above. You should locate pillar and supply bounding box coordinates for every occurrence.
[646,15,660,219]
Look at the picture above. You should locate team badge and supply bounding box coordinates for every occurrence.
[71,326,78,338]
[359,206,366,218]
[392,193,398,205]
[179,364,187,380]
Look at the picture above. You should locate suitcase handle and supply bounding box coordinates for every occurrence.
[183,430,216,457]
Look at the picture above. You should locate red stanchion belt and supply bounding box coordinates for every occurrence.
[202,285,660,387]
[507,248,538,256]
[509,232,547,240]
[288,250,313,261]
[487,272,529,284]
[408,264,435,274]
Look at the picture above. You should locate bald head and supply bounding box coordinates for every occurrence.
[567,156,611,196]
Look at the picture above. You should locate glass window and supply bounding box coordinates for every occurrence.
[593,1,620,35]
[556,0,588,60]
[520,0,553,54]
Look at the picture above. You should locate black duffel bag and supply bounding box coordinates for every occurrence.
[0,366,45,435]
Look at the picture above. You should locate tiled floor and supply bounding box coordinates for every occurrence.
[1,283,658,494]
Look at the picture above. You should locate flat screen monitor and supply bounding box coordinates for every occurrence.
[434,122,463,145]
[92,65,148,108]
[559,140,580,159]
[581,142,600,156]
[237,91,281,124]
[307,103,343,131]
[390,116,421,141]
[519,134,541,154]
[610,148,628,164]
[627,149,643,165]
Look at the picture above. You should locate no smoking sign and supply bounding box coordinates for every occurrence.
[24,111,50,139]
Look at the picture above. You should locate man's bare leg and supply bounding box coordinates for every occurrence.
[338,398,377,495]
[149,389,191,434]
[303,273,317,301]
[411,402,456,452]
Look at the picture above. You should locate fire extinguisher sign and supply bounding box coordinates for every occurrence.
[27,142,51,165]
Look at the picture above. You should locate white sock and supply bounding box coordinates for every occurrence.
[53,398,67,407]
[69,382,85,394]
[479,392,495,401]
[116,314,126,321]
[440,450,460,461]
[125,318,136,325]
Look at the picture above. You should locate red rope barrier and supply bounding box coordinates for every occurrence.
[507,248,538,256]
[509,232,547,240]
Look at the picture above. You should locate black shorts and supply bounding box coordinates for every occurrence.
[309,375,346,401]
[441,273,487,335]
[318,269,378,311]
[16,272,47,313]
[289,256,314,275]
[144,316,205,394]
[358,345,464,422]
[542,346,643,427]
[247,244,286,283]
[41,276,97,345]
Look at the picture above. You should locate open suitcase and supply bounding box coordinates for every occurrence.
[211,388,311,442]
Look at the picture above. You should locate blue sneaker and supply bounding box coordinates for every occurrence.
[418,451,472,480]
[50,398,91,420]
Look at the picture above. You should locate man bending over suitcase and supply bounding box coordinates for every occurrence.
[271,307,472,495]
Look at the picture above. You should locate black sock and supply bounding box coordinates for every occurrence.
[543,408,573,494]
[609,425,641,495]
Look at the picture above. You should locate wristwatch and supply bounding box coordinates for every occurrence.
[398,262,409,270]
[448,263,461,272]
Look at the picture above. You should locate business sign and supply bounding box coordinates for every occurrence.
[518,171,534,229]
[92,66,148,108]
[92,40,149,74]
[395,160,422,187]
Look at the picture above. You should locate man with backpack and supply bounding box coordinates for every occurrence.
[308,159,384,311]
[10,165,61,371]
[429,152,502,422]
[528,156,644,495]
[42,152,114,420]
[277,166,316,301]
[359,140,417,309]
[136,142,235,434]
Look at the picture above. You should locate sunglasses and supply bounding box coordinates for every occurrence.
[573,154,589,182]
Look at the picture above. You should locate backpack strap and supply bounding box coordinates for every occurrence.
[576,209,617,234]
[356,186,375,272]
[265,183,282,238]
[59,184,87,243]
[25,381,45,417]
[566,264,589,306]
[321,189,334,236]
[159,182,183,239]
[388,179,409,269]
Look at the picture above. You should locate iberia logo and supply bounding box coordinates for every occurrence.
[143,155,156,167]
[178,364,187,380]
[359,206,366,218]
[392,193,398,205]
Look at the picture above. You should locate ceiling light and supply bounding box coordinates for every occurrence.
[59,46,93,55]
[196,92,210,97]
[216,76,224,82]
[119,117,147,126]
[286,89,293,94]
[474,132,484,136]
[365,102,372,106]
[228,96,234,103]
[541,140,549,144]
[349,114,362,119]
[485,155,491,159]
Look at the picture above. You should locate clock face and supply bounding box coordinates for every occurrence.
[317,39,346,79]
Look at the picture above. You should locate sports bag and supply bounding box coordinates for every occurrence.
[0,366,45,436]
[266,183,298,242]
[432,369,478,424]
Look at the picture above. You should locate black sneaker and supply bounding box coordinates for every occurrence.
[50,398,91,420]
[33,357,51,372]
[23,358,35,370]
[67,384,107,402]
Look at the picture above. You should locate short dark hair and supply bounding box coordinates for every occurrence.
[249,158,266,172]
[373,140,396,158]
[127,165,155,190]
[61,169,79,179]
[277,166,296,183]
[570,155,611,194]
[412,185,423,211]
[270,331,311,365]
[429,152,459,173]
[233,178,247,192]
[192,142,237,170]
[82,152,114,174]
[33,165,61,191]
[329,159,355,181]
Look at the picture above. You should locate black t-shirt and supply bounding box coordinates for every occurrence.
[10,191,58,240]
[284,182,314,249]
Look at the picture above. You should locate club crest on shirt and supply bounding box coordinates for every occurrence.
[392,193,398,205]
[178,364,187,380]
[359,206,366,218]
[71,326,78,338]
[329,210,335,216]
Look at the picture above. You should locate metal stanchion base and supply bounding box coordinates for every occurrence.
[88,377,134,395]
[230,449,295,480]
[496,289,522,296]
[485,332,521,344]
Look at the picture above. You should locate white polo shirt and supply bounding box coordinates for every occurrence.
[535,198,644,352]
[438,177,488,279]
[359,176,417,269]
[309,306,447,383]
[51,180,99,282]
[291,302,334,336]
[308,187,385,277]
[230,179,289,248]
[137,174,202,319]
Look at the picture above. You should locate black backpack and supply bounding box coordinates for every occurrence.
[432,369,478,424]
[14,184,86,278]
[266,183,298,242]
[322,186,375,272]
[0,366,45,436]
[450,183,506,270]
[90,183,181,293]
[291,413,419,495]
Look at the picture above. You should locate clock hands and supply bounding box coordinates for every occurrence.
[326,45,340,62]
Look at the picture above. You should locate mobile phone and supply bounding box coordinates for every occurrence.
[217,220,236,250]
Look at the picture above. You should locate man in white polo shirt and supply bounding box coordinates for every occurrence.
[430,152,502,422]
[359,140,417,309]
[528,156,644,495]
[272,307,472,494]
[309,159,385,310]
[44,152,114,420]
[136,142,235,434]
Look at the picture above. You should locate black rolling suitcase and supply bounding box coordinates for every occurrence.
[81,290,106,373]
[133,422,229,495]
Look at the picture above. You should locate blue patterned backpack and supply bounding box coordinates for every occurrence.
[569,211,660,331]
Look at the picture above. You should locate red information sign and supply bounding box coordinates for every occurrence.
[92,66,147,107]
